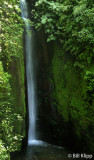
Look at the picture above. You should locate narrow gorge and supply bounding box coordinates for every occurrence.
[0,0,94,159]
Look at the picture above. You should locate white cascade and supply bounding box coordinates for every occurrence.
[20,0,37,145]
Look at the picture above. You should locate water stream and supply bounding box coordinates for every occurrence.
[20,0,36,145]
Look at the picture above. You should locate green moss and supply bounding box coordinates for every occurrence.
[9,42,26,137]
[52,43,81,120]
[51,41,94,153]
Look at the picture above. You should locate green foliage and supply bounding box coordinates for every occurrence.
[0,0,24,66]
[0,61,24,156]
[32,0,94,66]
[0,0,25,158]
[0,140,9,160]
[84,68,94,93]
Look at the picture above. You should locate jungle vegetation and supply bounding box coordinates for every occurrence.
[0,0,25,159]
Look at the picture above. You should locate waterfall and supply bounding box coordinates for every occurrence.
[20,0,37,145]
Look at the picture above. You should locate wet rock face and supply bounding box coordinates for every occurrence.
[24,0,65,146]
[34,31,52,142]
[31,31,65,146]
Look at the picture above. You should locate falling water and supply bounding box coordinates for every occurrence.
[20,0,36,145]
[11,1,73,159]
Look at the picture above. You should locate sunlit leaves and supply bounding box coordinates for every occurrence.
[0,0,24,64]
[73,4,86,16]
[0,0,24,158]
[0,140,9,160]
[33,0,94,47]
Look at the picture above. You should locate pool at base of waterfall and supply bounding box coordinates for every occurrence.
[10,140,81,160]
